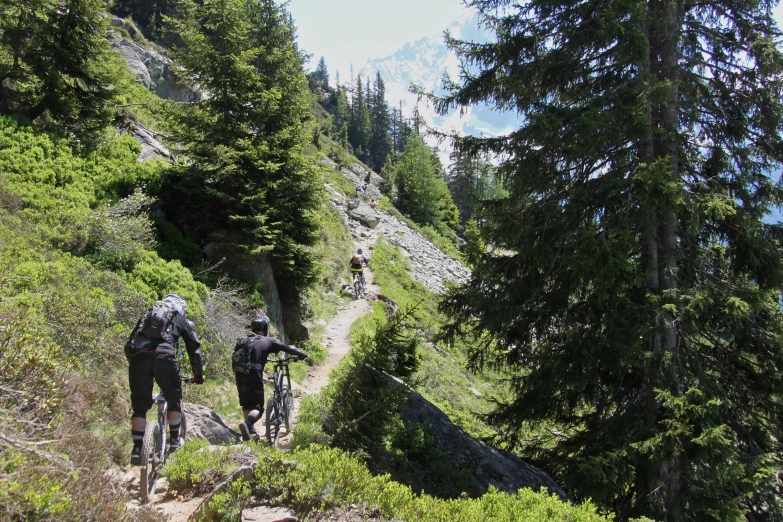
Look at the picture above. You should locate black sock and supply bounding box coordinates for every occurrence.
[169,418,181,441]
[132,430,144,450]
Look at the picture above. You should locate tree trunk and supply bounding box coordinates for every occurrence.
[656,0,683,519]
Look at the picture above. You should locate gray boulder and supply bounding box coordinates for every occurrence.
[387,374,568,499]
[183,403,240,444]
[110,37,201,103]
[348,204,381,229]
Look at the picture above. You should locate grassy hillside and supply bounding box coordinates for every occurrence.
[0,32,619,522]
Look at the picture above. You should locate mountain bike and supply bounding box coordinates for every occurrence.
[139,376,193,504]
[353,271,364,299]
[265,357,297,446]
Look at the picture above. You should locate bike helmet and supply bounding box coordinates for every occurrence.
[163,293,187,315]
[357,249,362,254]
[250,315,270,332]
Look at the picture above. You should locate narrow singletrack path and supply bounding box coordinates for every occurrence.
[133,255,379,521]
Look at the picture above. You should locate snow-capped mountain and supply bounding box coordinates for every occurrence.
[357,13,519,149]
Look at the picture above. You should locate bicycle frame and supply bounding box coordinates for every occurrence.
[265,357,294,446]
[140,376,191,503]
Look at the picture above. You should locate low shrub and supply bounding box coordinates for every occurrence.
[252,445,611,522]
[163,439,244,494]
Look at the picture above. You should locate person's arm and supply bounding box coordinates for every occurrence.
[178,317,204,380]
[269,338,308,360]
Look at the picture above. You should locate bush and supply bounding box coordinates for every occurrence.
[164,439,245,494]
[252,445,611,521]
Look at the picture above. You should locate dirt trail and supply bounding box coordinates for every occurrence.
[130,254,378,521]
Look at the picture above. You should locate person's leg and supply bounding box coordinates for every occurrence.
[237,382,264,440]
[154,354,183,444]
[129,358,154,463]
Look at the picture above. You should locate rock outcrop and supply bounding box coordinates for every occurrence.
[110,37,201,103]
[388,374,567,499]
[326,175,471,294]
[129,123,170,162]
[183,403,240,445]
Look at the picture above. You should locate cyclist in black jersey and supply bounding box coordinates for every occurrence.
[233,315,307,441]
[124,294,204,465]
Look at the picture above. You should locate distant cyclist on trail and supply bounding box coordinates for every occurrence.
[349,248,370,290]
[125,293,204,465]
[232,315,307,441]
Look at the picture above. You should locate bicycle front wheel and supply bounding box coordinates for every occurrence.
[282,389,294,432]
[139,421,162,504]
[265,397,281,446]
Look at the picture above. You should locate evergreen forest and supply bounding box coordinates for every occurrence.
[0,0,781,521]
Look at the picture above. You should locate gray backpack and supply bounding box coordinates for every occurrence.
[139,300,178,340]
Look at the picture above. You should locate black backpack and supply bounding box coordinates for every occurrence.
[139,300,178,340]
[232,336,264,374]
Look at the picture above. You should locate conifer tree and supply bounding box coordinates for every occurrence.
[436,1,783,520]
[0,0,123,139]
[349,74,370,164]
[394,135,458,234]
[164,0,321,305]
[368,72,392,171]
[333,85,350,147]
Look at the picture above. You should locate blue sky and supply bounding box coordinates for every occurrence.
[289,1,783,76]
[288,0,469,76]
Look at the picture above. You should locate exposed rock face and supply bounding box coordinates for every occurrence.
[129,123,170,162]
[325,169,471,294]
[182,403,240,445]
[347,204,381,229]
[388,375,567,499]
[322,157,384,202]
[110,37,201,103]
[202,244,287,342]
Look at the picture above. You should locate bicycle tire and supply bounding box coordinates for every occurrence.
[282,389,294,432]
[265,397,281,446]
[354,276,361,299]
[139,421,162,504]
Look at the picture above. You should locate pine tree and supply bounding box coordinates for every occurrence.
[164,0,321,305]
[308,56,329,94]
[447,149,502,226]
[348,74,370,164]
[394,135,458,235]
[0,0,124,139]
[368,72,392,172]
[436,1,783,520]
[333,85,350,147]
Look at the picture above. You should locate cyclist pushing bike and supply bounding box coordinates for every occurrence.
[124,293,204,466]
[349,248,370,292]
[232,315,307,441]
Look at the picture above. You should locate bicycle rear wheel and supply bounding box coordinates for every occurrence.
[354,276,361,299]
[265,397,281,446]
[139,422,162,504]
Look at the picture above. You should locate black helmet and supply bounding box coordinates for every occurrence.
[250,316,270,332]
[357,248,363,254]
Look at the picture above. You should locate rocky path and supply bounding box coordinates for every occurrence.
[124,253,378,522]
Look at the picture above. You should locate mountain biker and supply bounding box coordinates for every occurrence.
[234,315,307,441]
[125,293,204,466]
[349,248,370,291]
